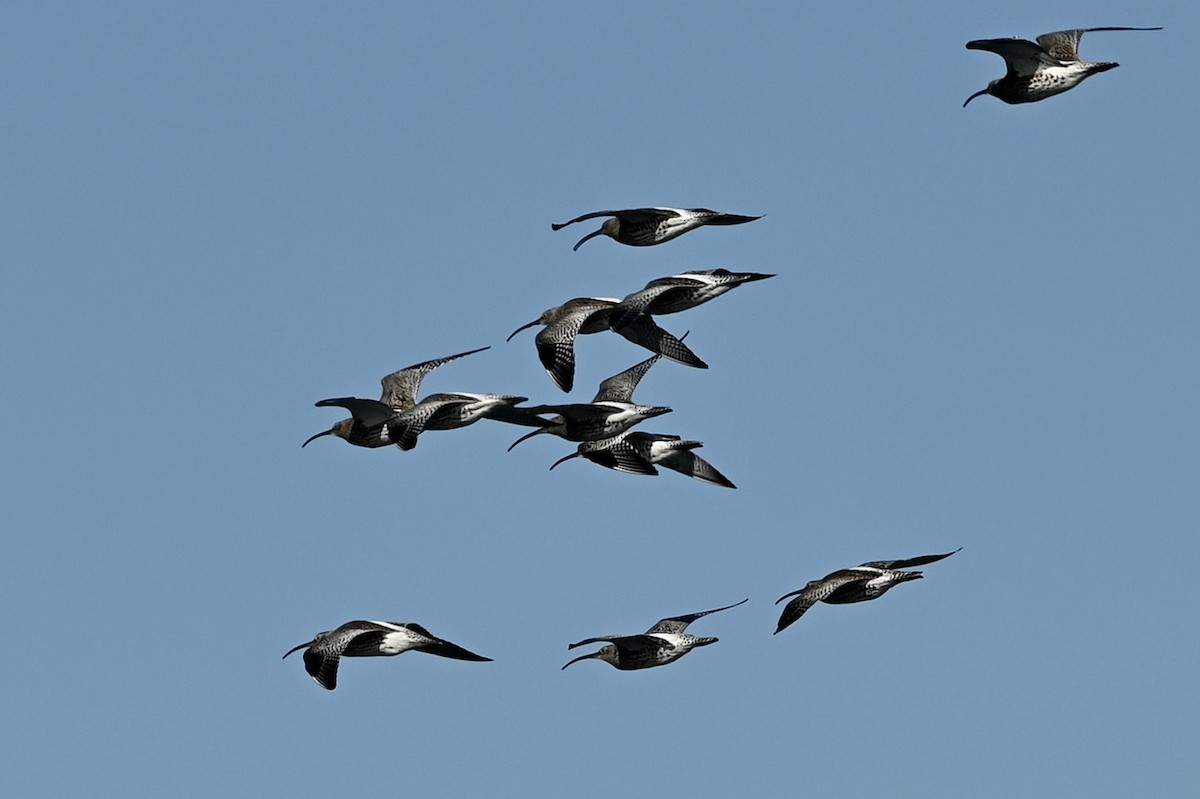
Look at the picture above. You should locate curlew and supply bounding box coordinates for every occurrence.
[283,620,491,690]
[508,297,704,393]
[609,269,775,333]
[508,349,673,450]
[549,431,736,488]
[774,549,960,634]
[964,27,1162,106]
[303,346,489,448]
[562,599,748,671]
[552,207,761,251]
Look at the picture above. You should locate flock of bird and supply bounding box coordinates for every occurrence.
[287,25,1159,689]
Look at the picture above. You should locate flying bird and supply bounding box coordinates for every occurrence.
[508,348,674,450]
[508,297,703,393]
[774,549,960,634]
[304,347,542,450]
[609,269,775,333]
[963,27,1162,106]
[303,346,488,448]
[562,599,748,671]
[549,431,736,488]
[552,207,761,251]
[283,620,491,690]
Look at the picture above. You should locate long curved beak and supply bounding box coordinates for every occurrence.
[549,451,580,470]
[962,88,989,108]
[561,652,598,670]
[282,640,314,659]
[572,228,605,252]
[302,428,334,448]
[775,590,803,605]
[507,320,539,342]
[508,428,546,451]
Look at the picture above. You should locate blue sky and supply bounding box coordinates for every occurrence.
[2,2,1196,796]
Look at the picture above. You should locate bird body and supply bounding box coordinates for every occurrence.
[610,269,775,332]
[550,431,736,488]
[552,207,761,250]
[304,347,489,448]
[509,401,672,447]
[283,620,491,690]
[387,392,540,450]
[562,599,748,671]
[304,347,538,450]
[509,349,673,449]
[964,27,1162,106]
[774,550,960,634]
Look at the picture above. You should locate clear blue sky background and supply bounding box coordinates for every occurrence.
[3,2,1196,796]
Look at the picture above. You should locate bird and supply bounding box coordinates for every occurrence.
[303,346,488,448]
[552,207,761,251]
[304,346,539,450]
[609,269,775,334]
[562,599,748,671]
[549,431,736,488]
[963,27,1162,106]
[507,348,673,450]
[774,549,960,635]
[283,620,492,690]
[508,297,704,393]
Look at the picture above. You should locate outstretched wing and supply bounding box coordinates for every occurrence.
[592,349,665,403]
[578,436,660,476]
[859,548,961,570]
[567,634,668,654]
[646,598,748,634]
[551,209,625,230]
[396,623,493,662]
[613,315,707,369]
[378,346,489,410]
[966,37,1057,77]
[534,301,614,392]
[1036,28,1161,63]
[315,397,396,427]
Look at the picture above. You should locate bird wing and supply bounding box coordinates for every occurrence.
[592,350,663,403]
[965,37,1058,77]
[550,209,625,230]
[635,437,735,488]
[314,397,396,427]
[615,208,685,246]
[580,437,660,476]
[1037,27,1163,62]
[378,346,489,410]
[389,398,459,450]
[773,571,868,633]
[859,548,960,570]
[393,623,493,662]
[611,280,696,329]
[302,648,341,690]
[698,212,762,226]
[646,598,749,634]
[613,315,707,369]
[568,634,670,653]
[1035,29,1086,62]
[534,302,613,393]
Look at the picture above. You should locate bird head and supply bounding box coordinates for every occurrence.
[561,644,617,670]
[302,418,353,447]
[571,218,620,251]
